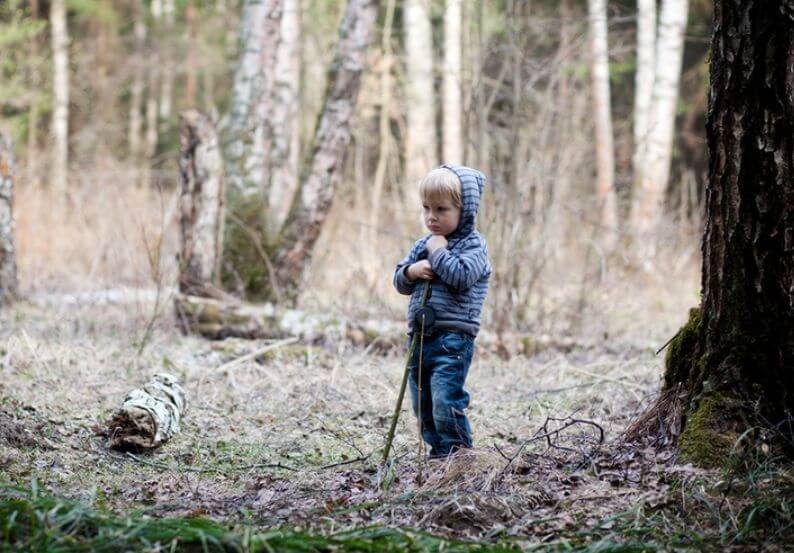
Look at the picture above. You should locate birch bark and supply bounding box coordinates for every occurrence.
[442,0,463,164]
[633,0,656,187]
[49,0,69,191]
[0,133,18,305]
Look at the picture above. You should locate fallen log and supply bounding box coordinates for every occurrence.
[107,373,187,451]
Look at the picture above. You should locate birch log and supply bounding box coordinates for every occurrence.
[107,374,187,450]
[0,132,18,305]
[587,0,618,238]
[177,110,224,296]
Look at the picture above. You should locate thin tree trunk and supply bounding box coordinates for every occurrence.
[272,0,379,302]
[222,0,284,198]
[632,0,794,464]
[27,0,42,186]
[370,0,396,252]
[633,0,688,236]
[587,0,618,238]
[633,0,656,189]
[0,133,19,305]
[129,4,146,164]
[177,110,225,296]
[404,0,437,184]
[159,0,176,122]
[185,0,198,107]
[49,0,69,192]
[266,0,302,233]
[442,0,463,163]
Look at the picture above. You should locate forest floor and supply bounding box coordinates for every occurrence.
[0,293,792,551]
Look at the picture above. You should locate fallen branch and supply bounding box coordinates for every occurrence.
[214,337,299,373]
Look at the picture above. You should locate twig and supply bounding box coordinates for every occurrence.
[215,337,299,373]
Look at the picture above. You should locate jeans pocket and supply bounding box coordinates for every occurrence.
[440,332,467,356]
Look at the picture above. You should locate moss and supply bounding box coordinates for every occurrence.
[221,194,277,301]
[664,307,702,390]
[520,336,537,357]
[679,394,739,468]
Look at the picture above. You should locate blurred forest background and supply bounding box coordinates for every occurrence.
[1,0,712,341]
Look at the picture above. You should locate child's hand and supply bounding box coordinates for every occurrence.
[407,260,434,281]
[426,235,448,253]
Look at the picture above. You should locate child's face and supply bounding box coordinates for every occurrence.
[423,196,461,236]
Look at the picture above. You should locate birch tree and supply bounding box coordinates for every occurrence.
[0,132,18,305]
[633,0,689,235]
[49,0,69,191]
[587,0,618,236]
[442,0,463,164]
[633,0,656,189]
[266,0,301,232]
[129,4,146,163]
[404,0,437,184]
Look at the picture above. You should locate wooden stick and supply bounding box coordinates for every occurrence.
[215,336,299,373]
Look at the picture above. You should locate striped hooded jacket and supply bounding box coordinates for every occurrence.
[393,165,491,336]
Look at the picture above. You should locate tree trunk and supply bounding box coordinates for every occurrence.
[633,0,656,189]
[220,0,283,298]
[586,0,618,239]
[271,0,379,303]
[222,0,283,198]
[404,0,437,184]
[632,0,688,237]
[0,133,19,305]
[185,0,198,107]
[266,0,302,233]
[129,4,146,165]
[27,0,42,186]
[107,373,187,451]
[49,0,69,192]
[442,0,463,164]
[638,0,794,466]
[177,110,225,297]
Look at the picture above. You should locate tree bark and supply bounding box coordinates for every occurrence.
[404,0,437,184]
[442,0,463,164]
[271,0,379,302]
[586,0,618,239]
[0,133,18,305]
[643,0,794,465]
[266,0,302,232]
[49,0,69,192]
[633,0,689,237]
[129,3,146,165]
[177,110,225,296]
[633,0,656,189]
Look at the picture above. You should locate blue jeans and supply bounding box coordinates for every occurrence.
[407,331,475,457]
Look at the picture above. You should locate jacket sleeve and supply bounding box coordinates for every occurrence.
[393,239,424,295]
[427,235,489,293]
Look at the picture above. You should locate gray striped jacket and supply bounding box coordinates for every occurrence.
[393,165,491,336]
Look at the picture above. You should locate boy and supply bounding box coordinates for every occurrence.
[393,165,491,458]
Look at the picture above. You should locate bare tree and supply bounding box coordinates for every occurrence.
[633,0,656,188]
[266,0,302,232]
[404,0,437,184]
[0,132,18,304]
[442,0,463,164]
[49,0,69,191]
[634,0,793,465]
[222,0,284,198]
[271,0,379,302]
[586,0,618,238]
[633,0,689,236]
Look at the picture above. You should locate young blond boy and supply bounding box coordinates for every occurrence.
[393,165,491,458]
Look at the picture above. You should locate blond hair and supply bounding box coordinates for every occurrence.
[418,168,462,207]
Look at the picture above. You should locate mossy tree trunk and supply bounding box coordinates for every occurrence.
[659,1,794,465]
[224,0,379,303]
[0,132,18,305]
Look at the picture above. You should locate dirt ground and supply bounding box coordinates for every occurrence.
[1,289,791,550]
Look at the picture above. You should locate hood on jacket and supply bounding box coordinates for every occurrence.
[440,164,486,240]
